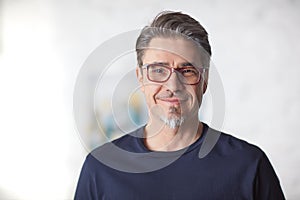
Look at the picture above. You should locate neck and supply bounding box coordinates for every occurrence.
[144,116,203,151]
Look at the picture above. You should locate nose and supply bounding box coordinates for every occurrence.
[164,70,184,92]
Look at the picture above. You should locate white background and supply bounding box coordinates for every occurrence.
[0,0,299,199]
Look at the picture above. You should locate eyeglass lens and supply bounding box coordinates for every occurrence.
[147,64,202,84]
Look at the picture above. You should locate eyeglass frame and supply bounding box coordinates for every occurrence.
[140,63,206,85]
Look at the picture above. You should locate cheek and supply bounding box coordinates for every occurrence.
[196,87,204,105]
[143,84,162,103]
[188,86,203,106]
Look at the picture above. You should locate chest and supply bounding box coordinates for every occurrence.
[95,157,256,200]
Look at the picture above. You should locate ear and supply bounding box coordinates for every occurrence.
[136,67,145,92]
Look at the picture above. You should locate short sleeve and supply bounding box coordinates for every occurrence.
[74,155,98,200]
[254,152,285,200]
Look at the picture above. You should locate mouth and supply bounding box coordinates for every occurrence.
[157,97,186,106]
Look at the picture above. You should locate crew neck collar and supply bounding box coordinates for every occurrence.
[133,123,209,155]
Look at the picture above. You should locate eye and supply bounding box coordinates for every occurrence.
[150,65,168,74]
[181,68,198,77]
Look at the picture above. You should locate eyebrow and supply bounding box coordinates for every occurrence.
[151,61,196,67]
[180,62,195,67]
[151,61,169,65]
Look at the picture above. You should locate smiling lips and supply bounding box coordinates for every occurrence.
[157,97,184,105]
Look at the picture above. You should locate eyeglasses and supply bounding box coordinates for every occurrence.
[141,63,205,85]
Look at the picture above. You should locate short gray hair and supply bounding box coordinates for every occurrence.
[136,11,211,67]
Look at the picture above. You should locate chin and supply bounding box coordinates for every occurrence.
[160,116,185,129]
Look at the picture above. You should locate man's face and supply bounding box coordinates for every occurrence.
[137,37,207,128]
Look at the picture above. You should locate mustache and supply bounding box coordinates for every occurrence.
[156,92,187,100]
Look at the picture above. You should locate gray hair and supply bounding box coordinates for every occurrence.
[135,11,211,67]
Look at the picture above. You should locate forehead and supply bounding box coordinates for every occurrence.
[143,37,202,65]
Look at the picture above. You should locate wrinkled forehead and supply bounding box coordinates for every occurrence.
[144,37,203,66]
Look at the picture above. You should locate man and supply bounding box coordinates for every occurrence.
[75,11,285,199]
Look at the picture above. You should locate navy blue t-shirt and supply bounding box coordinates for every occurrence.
[74,124,285,200]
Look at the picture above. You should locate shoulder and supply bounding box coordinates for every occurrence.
[209,127,265,161]
[220,131,262,151]
[113,126,146,151]
[202,127,271,176]
[87,126,145,165]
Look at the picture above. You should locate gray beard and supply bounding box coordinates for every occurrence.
[160,116,185,129]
